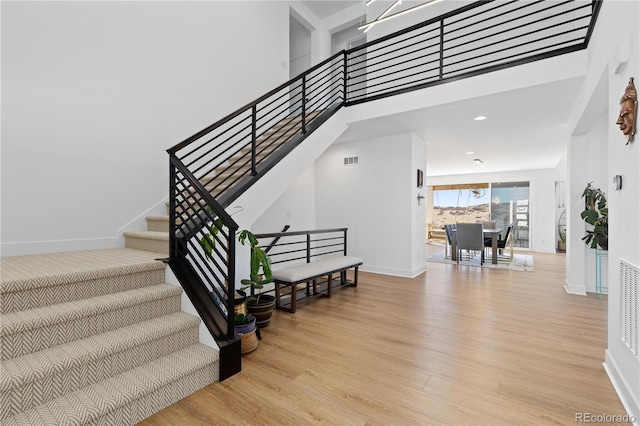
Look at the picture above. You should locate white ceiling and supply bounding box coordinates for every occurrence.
[301,1,360,20]
[335,78,584,177]
[300,1,584,177]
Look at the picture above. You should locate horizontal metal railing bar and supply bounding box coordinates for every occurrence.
[350,35,440,78]
[356,50,440,87]
[356,63,441,97]
[446,3,549,40]
[444,21,590,67]
[445,18,590,59]
[444,35,586,75]
[261,238,307,248]
[350,26,440,74]
[306,73,341,99]
[445,0,538,35]
[309,242,344,251]
[265,239,343,257]
[309,249,345,258]
[344,1,489,56]
[345,42,586,107]
[168,51,344,154]
[255,86,301,125]
[187,126,252,173]
[305,62,339,86]
[270,255,308,265]
[445,2,590,47]
[170,157,238,230]
[255,228,348,239]
[309,235,343,244]
[264,247,308,258]
[178,110,252,161]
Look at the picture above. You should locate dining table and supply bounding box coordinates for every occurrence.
[450,227,503,265]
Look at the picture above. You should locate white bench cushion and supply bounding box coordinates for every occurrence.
[271,256,363,284]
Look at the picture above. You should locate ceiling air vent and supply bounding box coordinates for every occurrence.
[343,156,359,166]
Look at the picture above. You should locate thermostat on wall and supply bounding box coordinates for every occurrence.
[612,175,622,191]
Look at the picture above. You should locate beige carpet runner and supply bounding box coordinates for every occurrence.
[0,248,219,425]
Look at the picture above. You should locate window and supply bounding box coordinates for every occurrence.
[429,181,530,249]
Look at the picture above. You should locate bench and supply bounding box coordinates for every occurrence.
[254,228,363,313]
[271,255,363,313]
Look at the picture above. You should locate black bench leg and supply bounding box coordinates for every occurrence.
[327,273,332,298]
[351,266,359,287]
[275,281,296,313]
[290,284,297,313]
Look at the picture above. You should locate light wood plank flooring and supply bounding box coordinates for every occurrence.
[140,250,627,425]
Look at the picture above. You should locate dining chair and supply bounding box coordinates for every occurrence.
[481,220,497,256]
[481,220,496,229]
[484,224,514,259]
[455,223,484,264]
[444,224,455,259]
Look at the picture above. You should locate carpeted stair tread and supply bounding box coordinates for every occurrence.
[122,231,169,241]
[145,216,169,221]
[2,343,218,426]
[145,216,169,232]
[1,285,182,360]
[0,248,166,294]
[0,312,202,419]
[123,232,170,256]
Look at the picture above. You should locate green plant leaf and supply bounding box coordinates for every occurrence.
[580,210,599,225]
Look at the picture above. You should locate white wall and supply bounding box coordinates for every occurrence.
[568,0,640,421]
[1,1,289,256]
[313,132,425,277]
[427,168,559,253]
[566,111,609,295]
[411,133,427,274]
[252,167,317,235]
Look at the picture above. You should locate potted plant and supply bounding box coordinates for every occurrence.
[557,235,566,253]
[580,182,608,250]
[238,230,277,328]
[234,313,259,354]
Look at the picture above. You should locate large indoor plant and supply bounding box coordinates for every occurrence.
[580,182,608,249]
[238,230,276,328]
[201,222,276,329]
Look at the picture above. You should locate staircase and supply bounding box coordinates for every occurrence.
[0,248,219,425]
[123,109,325,256]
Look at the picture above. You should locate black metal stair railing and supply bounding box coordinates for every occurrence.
[165,0,601,380]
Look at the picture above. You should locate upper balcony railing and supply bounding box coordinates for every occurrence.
[165,0,601,380]
[346,0,599,104]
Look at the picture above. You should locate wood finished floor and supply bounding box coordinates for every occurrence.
[140,249,627,425]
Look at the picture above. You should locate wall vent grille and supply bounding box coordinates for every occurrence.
[619,259,640,359]
[343,156,359,166]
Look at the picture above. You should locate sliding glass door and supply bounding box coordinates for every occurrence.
[490,182,530,248]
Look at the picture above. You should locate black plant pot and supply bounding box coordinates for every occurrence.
[247,294,276,328]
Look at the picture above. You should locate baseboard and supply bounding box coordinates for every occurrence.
[564,278,587,295]
[360,264,416,278]
[411,264,427,278]
[603,350,640,425]
[1,236,122,257]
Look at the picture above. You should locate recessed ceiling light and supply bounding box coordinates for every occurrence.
[474,116,487,121]
[465,151,475,155]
